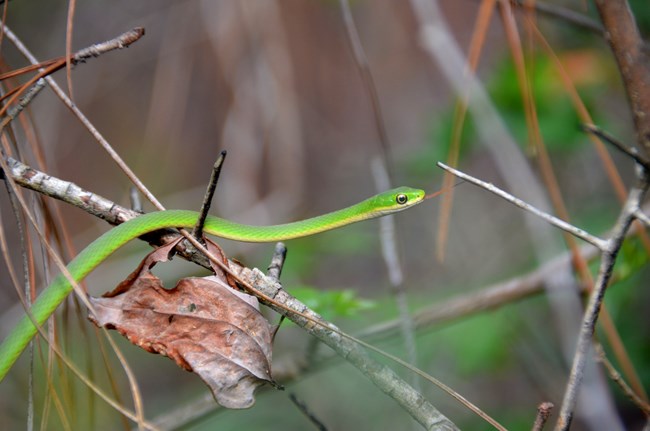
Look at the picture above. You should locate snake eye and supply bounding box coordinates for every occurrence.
[396,193,408,205]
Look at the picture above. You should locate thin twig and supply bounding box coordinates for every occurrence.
[267,242,287,282]
[65,0,77,102]
[1,25,161,214]
[594,0,650,156]
[192,151,227,240]
[339,1,419,389]
[582,124,650,170]
[129,187,142,213]
[267,243,288,342]
[436,162,608,249]
[0,27,145,129]
[288,392,328,431]
[594,344,650,416]
[532,402,554,431]
[371,158,421,397]
[510,0,603,35]
[338,0,392,172]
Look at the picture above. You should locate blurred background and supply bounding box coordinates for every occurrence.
[0,1,648,430]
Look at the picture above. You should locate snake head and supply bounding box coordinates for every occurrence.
[370,186,426,216]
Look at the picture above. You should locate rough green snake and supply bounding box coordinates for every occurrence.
[0,186,425,381]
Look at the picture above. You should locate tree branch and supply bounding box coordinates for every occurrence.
[594,0,650,156]
[555,164,650,430]
[436,162,608,249]
[3,155,459,430]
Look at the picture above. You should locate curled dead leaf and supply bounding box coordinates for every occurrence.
[89,239,275,409]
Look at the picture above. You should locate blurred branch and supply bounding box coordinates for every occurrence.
[634,208,650,227]
[510,0,603,35]
[594,0,650,157]
[339,0,392,170]
[509,0,650,54]
[339,0,421,400]
[358,197,648,338]
[582,123,650,170]
[357,240,594,340]
[288,393,328,431]
[532,402,554,431]
[594,344,650,416]
[371,158,421,397]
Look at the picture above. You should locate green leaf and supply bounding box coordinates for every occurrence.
[613,236,649,282]
[289,285,375,321]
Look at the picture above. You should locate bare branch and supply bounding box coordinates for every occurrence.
[288,393,328,431]
[532,402,554,431]
[594,0,650,157]
[582,124,650,170]
[267,242,287,282]
[372,158,421,395]
[555,165,650,430]
[594,344,650,416]
[634,208,650,227]
[0,27,145,126]
[3,156,214,270]
[1,24,164,213]
[192,151,227,241]
[338,0,392,170]
[436,162,608,249]
[510,1,603,36]
[73,27,145,60]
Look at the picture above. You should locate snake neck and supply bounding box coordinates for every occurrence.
[203,198,376,242]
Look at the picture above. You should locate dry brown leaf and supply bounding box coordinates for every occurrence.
[88,239,275,409]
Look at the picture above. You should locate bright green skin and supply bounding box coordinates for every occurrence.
[0,187,424,381]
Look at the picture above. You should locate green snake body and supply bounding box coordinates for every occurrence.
[0,186,424,380]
